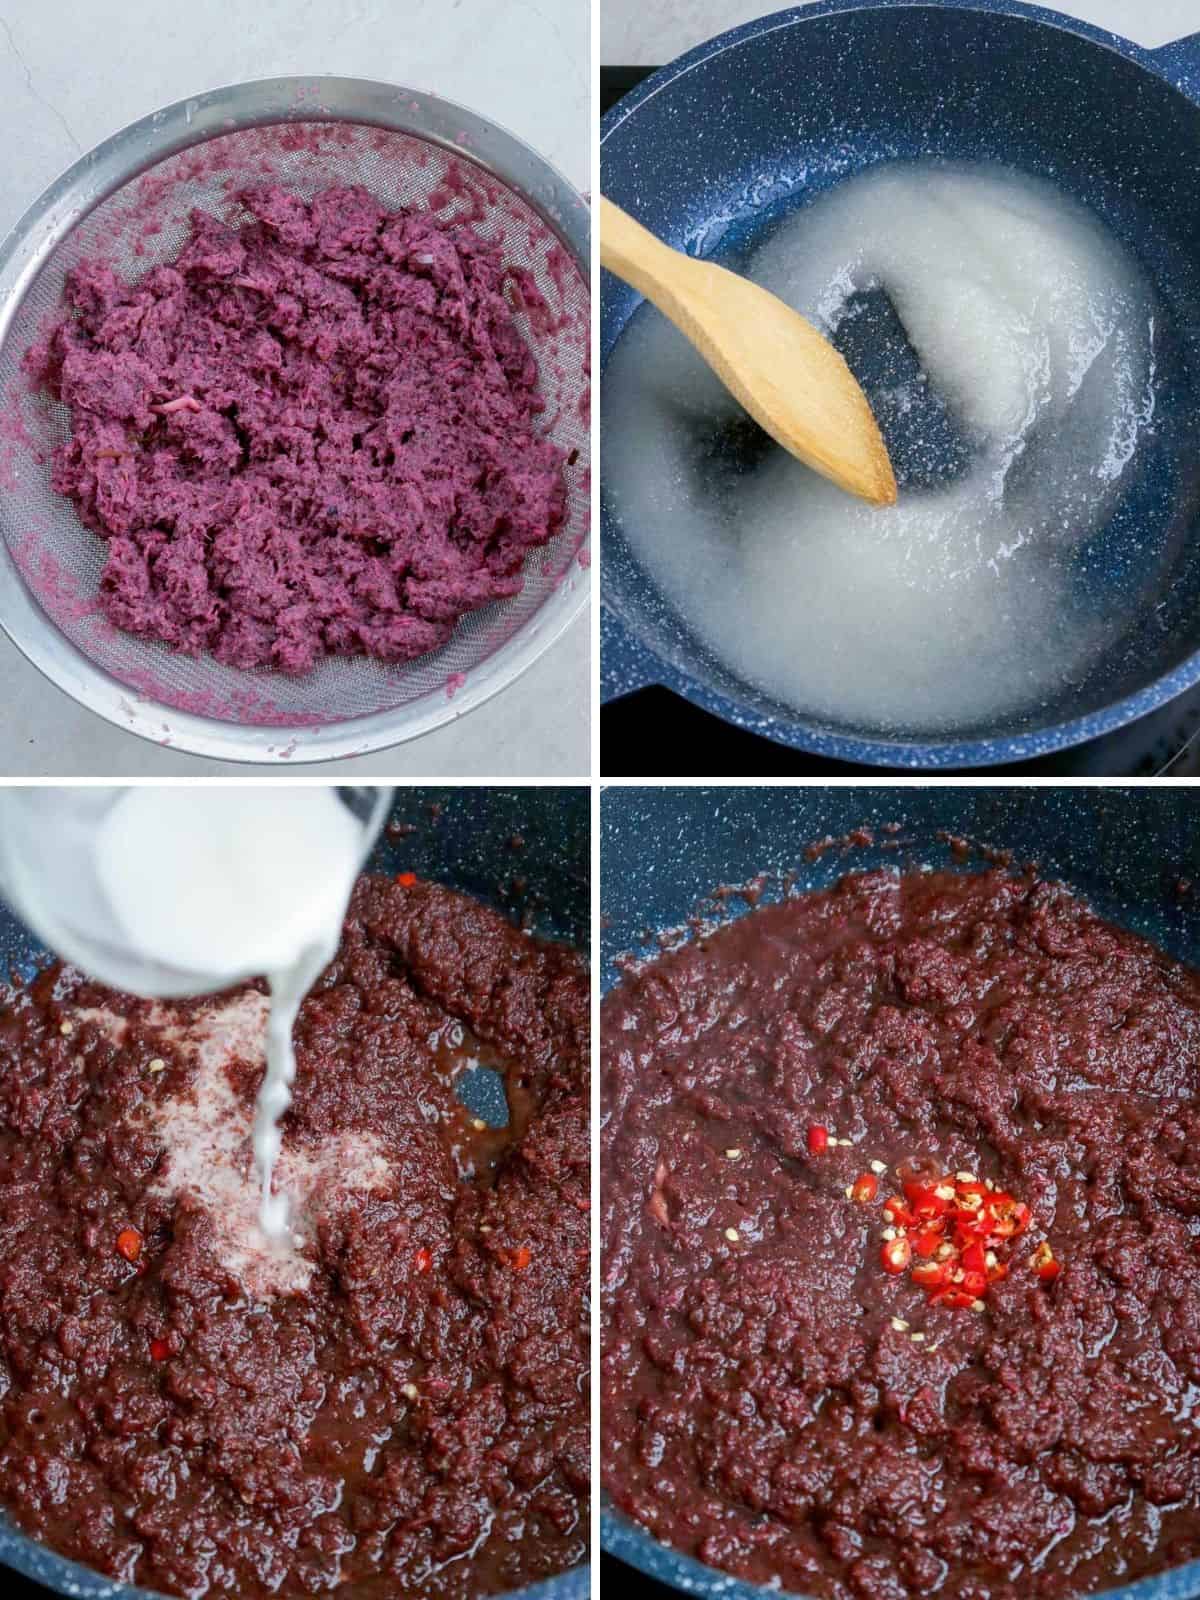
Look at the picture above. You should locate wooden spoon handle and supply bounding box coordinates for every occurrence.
[599,195,896,506]
[599,196,689,307]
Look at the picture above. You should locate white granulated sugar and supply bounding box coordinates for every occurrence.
[603,161,1160,735]
[72,1006,130,1044]
[145,993,391,1299]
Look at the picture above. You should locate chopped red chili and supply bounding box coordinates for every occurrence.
[149,1337,170,1362]
[932,1287,978,1310]
[511,1245,532,1272]
[902,1181,951,1221]
[807,1124,829,1156]
[953,1215,992,1249]
[881,1236,911,1274]
[911,1259,950,1290]
[913,1227,943,1259]
[1032,1241,1061,1281]
[960,1240,987,1276]
[959,1269,987,1299]
[985,1194,1030,1239]
[850,1173,879,1204]
[115,1228,142,1264]
[883,1195,916,1227]
[395,872,418,888]
[869,1163,1050,1316]
[414,1246,432,1274]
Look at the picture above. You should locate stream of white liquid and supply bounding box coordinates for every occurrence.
[92,787,367,1237]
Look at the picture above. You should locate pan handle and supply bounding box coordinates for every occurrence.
[1151,31,1200,92]
[601,608,660,703]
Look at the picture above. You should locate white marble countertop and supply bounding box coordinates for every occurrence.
[0,0,589,776]
[602,0,1200,62]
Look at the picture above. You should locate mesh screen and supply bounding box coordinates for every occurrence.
[0,121,590,727]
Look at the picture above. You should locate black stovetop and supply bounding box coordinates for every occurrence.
[599,65,1200,779]
[602,1551,676,1599]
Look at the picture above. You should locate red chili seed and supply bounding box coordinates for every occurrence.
[807,1124,829,1156]
[115,1228,142,1264]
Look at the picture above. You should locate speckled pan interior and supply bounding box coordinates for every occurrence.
[600,0,1200,768]
[0,785,590,1600]
[600,782,1200,1600]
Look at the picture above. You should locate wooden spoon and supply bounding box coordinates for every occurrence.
[600,196,897,507]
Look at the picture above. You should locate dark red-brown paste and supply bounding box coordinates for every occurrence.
[602,867,1200,1600]
[0,875,589,1598]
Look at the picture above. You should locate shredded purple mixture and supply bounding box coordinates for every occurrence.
[26,185,566,673]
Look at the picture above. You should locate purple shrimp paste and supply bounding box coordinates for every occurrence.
[25,185,567,673]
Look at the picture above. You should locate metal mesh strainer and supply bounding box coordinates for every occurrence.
[0,77,590,762]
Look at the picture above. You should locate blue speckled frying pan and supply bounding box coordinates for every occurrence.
[601,783,1200,1600]
[601,0,1200,770]
[0,785,589,1600]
